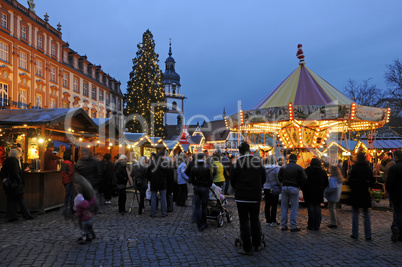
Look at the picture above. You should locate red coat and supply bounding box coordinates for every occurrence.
[76,197,97,222]
[61,160,74,184]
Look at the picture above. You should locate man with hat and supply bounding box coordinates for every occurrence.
[278,153,307,232]
[231,142,266,255]
[44,143,61,171]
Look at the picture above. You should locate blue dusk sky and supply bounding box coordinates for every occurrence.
[34,0,402,124]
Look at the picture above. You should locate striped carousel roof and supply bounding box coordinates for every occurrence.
[254,46,353,109]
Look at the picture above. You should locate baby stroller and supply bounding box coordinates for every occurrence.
[207,184,233,227]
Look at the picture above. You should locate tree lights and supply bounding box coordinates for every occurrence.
[124,30,166,138]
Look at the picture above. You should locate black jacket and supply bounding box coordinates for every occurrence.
[76,157,101,189]
[190,160,213,188]
[1,157,24,195]
[278,161,307,188]
[386,160,402,205]
[303,166,329,204]
[146,159,168,191]
[115,161,129,186]
[349,162,375,208]
[230,154,266,202]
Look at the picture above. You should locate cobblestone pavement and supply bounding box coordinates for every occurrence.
[0,195,401,267]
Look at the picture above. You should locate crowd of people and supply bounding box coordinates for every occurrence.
[1,142,401,254]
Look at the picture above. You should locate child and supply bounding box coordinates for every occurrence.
[73,173,98,244]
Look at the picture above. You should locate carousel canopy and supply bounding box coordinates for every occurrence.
[254,64,353,109]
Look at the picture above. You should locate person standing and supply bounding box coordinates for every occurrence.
[60,150,74,215]
[176,154,189,207]
[349,152,375,240]
[100,153,117,205]
[147,151,169,217]
[190,153,213,232]
[56,144,66,159]
[212,154,225,188]
[325,165,343,229]
[231,142,266,255]
[263,156,281,226]
[386,150,402,242]
[115,155,130,214]
[76,148,102,212]
[278,153,307,232]
[130,156,148,214]
[44,143,61,171]
[2,148,34,222]
[303,158,329,231]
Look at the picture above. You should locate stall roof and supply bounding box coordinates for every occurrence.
[0,108,98,133]
[124,133,147,142]
[360,138,402,150]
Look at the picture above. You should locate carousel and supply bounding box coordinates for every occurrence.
[225,44,391,167]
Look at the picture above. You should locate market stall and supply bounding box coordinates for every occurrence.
[0,108,98,212]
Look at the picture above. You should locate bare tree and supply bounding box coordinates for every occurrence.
[343,78,385,107]
[384,59,402,117]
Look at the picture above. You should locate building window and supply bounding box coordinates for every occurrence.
[63,51,68,63]
[0,41,9,63]
[91,86,96,100]
[37,36,43,50]
[83,64,87,74]
[117,98,121,111]
[0,82,8,106]
[19,51,27,70]
[36,60,43,77]
[73,77,79,93]
[172,85,176,95]
[21,25,27,40]
[51,44,56,57]
[172,101,177,110]
[99,90,103,102]
[106,93,110,106]
[50,98,57,109]
[1,13,7,30]
[50,67,56,82]
[91,109,96,118]
[73,58,78,69]
[63,73,68,88]
[92,69,95,79]
[18,89,27,109]
[111,95,116,108]
[83,82,88,96]
[105,77,109,86]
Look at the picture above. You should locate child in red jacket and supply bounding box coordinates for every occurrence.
[73,173,98,244]
[61,150,74,215]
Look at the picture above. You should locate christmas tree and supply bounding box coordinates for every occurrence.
[124,30,166,137]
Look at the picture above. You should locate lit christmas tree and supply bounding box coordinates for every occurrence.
[124,30,166,137]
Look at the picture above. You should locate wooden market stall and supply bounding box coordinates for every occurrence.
[0,108,98,212]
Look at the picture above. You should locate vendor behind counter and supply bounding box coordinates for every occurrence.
[44,143,61,171]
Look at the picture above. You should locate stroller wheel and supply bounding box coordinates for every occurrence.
[226,211,233,222]
[217,215,224,227]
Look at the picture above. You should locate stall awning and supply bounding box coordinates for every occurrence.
[0,108,98,133]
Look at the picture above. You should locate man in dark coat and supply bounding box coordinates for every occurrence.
[278,153,307,232]
[386,150,402,242]
[2,148,34,222]
[303,158,328,230]
[230,142,266,255]
[189,153,213,232]
[349,152,375,240]
[147,151,169,217]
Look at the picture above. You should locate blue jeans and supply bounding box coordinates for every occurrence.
[307,203,322,230]
[193,186,209,231]
[281,186,299,229]
[151,189,166,216]
[352,207,371,238]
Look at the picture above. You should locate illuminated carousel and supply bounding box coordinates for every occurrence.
[225,45,390,165]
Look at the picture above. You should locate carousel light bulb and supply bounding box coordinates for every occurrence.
[79,138,83,142]
[97,140,100,144]
[87,145,91,148]
[38,138,44,143]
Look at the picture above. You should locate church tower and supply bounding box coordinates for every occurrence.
[163,41,186,126]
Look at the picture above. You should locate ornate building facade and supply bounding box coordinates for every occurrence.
[0,0,123,124]
[163,41,185,126]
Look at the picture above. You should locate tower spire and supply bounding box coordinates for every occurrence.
[168,38,172,57]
